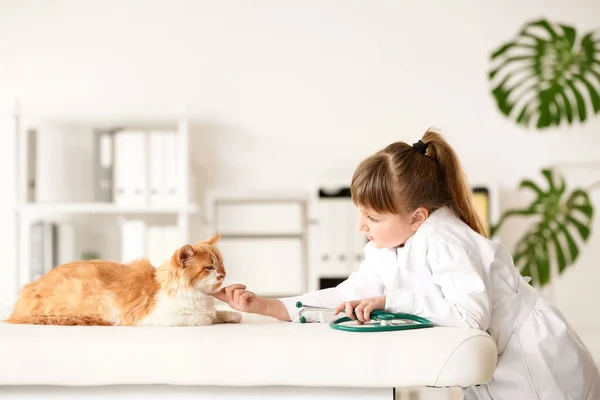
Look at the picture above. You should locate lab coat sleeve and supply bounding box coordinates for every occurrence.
[279,257,385,323]
[385,242,491,330]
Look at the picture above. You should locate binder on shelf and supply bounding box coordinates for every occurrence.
[148,131,168,207]
[120,219,147,263]
[113,130,148,206]
[26,129,37,202]
[146,225,164,266]
[30,221,46,281]
[29,221,76,280]
[146,224,181,266]
[163,225,181,254]
[93,128,116,203]
[164,131,179,205]
[56,223,77,266]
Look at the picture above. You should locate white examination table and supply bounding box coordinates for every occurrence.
[0,310,497,400]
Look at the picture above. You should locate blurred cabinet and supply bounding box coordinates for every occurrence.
[309,187,367,291]
[206,191,308,297]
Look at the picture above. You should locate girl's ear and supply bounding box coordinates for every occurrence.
[177,245,195,267]
[411,207,429,231]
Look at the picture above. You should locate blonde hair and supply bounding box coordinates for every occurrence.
[350,128,488,238]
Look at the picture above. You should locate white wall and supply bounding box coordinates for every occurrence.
[1,0,600,345]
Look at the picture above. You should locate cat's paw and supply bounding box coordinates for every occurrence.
[217,310,242,323]
[198,315,215,326]
[227,312,242,323]
[179,315,214,326]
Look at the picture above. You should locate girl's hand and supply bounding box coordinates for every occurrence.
[212,284,264,314]
[334,296,386,323]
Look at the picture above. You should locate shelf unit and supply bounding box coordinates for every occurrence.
[11,102,200,292]
[302,180,368,293]
[17,203,200,215]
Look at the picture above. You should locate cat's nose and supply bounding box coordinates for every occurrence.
[216,274,224,281]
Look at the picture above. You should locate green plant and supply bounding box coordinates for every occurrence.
[491,169,594,286]
[489,19,600,129]
[81,251,101,261]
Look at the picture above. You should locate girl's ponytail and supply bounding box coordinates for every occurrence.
[351,128,488,238]
[421,129,488,238]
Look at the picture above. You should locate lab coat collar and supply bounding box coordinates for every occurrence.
[416,205,456,236]
[394,206,454,254]
[426,206,455,224]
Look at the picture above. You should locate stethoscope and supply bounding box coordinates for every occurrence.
[296,302,434,332]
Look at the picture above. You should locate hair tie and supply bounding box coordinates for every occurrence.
[413,140,428,155]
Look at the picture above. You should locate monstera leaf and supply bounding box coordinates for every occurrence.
[489,19,600,129]
[491,169,594,286]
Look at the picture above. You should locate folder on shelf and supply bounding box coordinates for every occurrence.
[146,225,181,266]
[146,225,164,266]
[26,129,37,202]
[164,131,179,205]
[113,130,148,206]
[56,223,77,266]
[30,221,77,280]
[148,131,171,207]
[93,128,116,203]
[30,221,47,281]
[120,219,147,263]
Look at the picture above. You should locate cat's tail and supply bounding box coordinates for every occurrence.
[4,314,114,326]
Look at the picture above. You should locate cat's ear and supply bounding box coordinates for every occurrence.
[206,234,221,246]
[177,245,195,267]
[198,234,221,246]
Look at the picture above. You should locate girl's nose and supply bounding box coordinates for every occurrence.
[357,219,368,232]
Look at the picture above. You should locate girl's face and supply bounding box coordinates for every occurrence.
[356,206,428,249]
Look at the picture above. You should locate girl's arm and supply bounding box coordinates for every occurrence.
[277,259,385,323]
[260,297,292,321]
[385,242,492,330]
[212,285,291,321]
[214,256,385,323]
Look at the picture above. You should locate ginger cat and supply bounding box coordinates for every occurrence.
[6,234,241,327]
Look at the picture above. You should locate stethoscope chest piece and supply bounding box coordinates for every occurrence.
[376,313,394,326]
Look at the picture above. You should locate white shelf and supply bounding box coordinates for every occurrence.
[206,189,309,203]
[11,101,196,297]
[17,202,200,215]
[4,106,193,127]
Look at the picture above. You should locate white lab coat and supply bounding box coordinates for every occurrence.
[280,207,600,399]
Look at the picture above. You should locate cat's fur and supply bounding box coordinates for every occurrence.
[5,234,241,327]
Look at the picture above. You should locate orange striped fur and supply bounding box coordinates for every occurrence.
[6,234,242,327]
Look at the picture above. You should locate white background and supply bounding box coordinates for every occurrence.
[1,0,599,358]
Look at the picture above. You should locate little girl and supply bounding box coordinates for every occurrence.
[213,129,600,399]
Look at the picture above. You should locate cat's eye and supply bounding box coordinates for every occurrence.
[205,266,214,270]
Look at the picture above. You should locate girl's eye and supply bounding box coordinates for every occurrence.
[367,216,378,223]
[206,266,214,270]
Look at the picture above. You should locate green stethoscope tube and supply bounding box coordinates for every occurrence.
[295,302,435,332]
